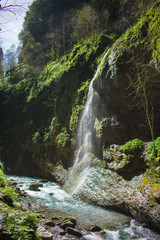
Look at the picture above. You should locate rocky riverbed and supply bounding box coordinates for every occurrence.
[4,175,160,240]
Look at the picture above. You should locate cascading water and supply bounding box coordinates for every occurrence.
[64,50,110,194]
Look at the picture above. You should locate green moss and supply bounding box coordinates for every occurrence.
[25,34,114,102]
[148,137,160,157]
[146,137,160,184]
[94,118,103,139]
[110,1,160,65]
[69,79,91,132]
[122,154,134,165]
[121,138,144,154]
[1,209,39,240]
[0,169,8,187]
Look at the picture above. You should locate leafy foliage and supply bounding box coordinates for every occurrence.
[56,130,70,148]
[2,209,39,240]
[0,164,40,239]
[121,138,144,154]
[146,137,160,184]
[0,169,7,187]
[69,79,91,132]
[111,0,160,64]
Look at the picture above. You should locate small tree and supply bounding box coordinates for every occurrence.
[127,51,158,153]
[72,4,99,41]
[4,44,17,72]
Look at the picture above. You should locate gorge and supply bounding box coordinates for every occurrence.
[0,0,160,239]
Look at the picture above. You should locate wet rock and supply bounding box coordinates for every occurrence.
[90,225,102,232]
[40,179,49,183]
[66,227,83,237]
[72,158,160,232]
[45,220,55,227]
[61,222,75,230]
[62,216,77,225]
[37,226,53,240]
[49,193,54,196]
[51,217,61,221]
[59,230,66,236]
[47,163,68,185]
[29,183,43,191]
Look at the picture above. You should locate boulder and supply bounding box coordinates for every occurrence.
[66,227,83,237]
[45,220,55,227]
[37,226,53,240]
[29,183,43,191]
[103,144,146,180]
[90,225,102,232]
[61,222,75,230]
[40,179,48,183]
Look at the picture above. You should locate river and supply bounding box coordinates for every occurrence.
[7,175,160,240]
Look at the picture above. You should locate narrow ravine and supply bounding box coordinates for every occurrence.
[7,175,160,240]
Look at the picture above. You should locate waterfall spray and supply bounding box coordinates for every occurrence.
[65,50,110,194]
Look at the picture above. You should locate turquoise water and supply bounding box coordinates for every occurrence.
[7,175,160,240]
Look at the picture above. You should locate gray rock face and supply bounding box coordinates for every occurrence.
[103,144,146,180]
[92,47,160,145]
[71,154,160,232]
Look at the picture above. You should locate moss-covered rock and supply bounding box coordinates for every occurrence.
[103,141,146,180]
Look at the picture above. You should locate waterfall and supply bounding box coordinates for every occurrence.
[65,50,109,194]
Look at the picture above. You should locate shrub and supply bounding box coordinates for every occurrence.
[146,137,160,184]
[147,137,160,157]
[2,186,17,206]
[0,169,7,187]
[121,138,144,154]
[56,130,70,148]
[32,131,41,143]
[0,161,3,170]
[2,209,39,240]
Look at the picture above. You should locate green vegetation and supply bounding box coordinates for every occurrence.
[0,0,160,215]
[146,137,160,184]
[121,139,144,154]
[2,210,39,240]
[56,130,70,148]
[69,79,91,132]
[0,168,7,187]
[18,0,132,70]
[120,139,145,167]
[26,34,113,102]
[0,165,40,239]
[110,0,160,65]
[121,138,160,184]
